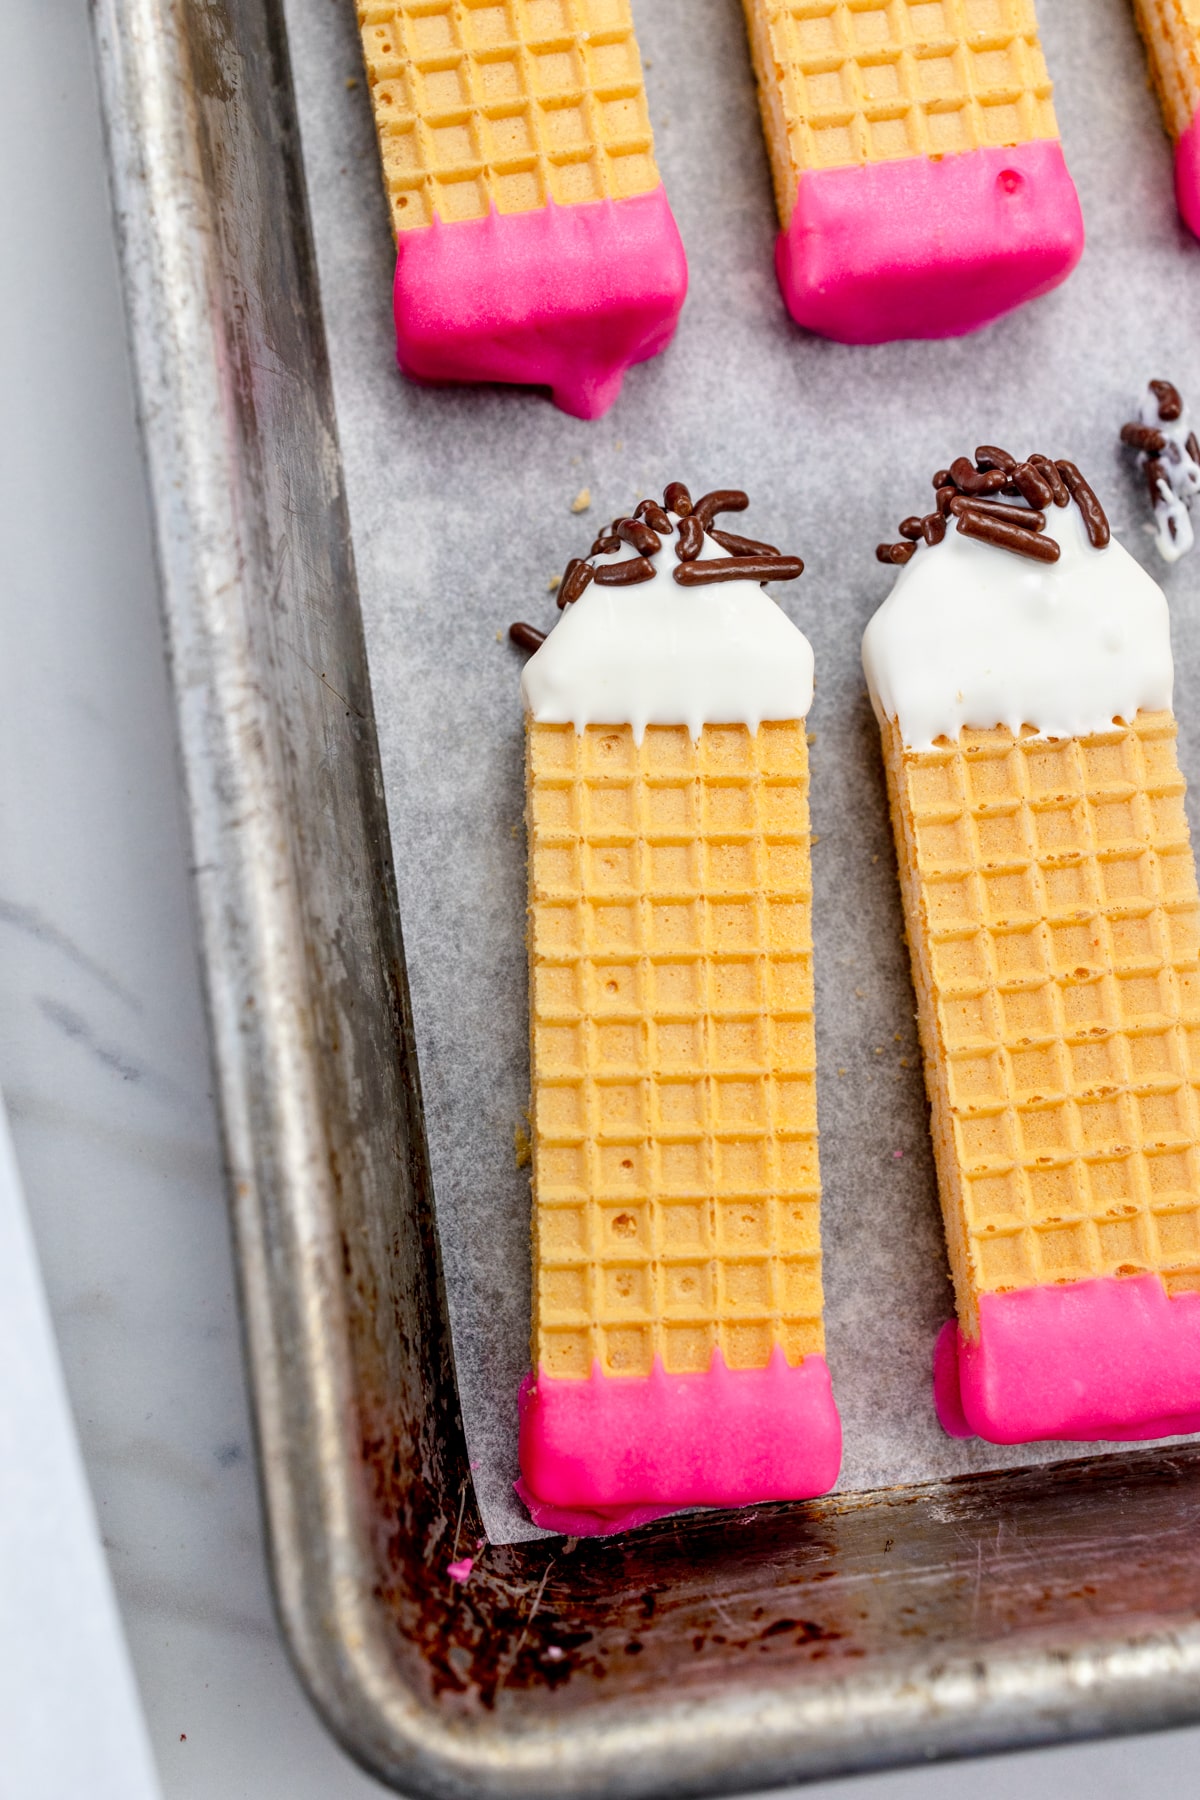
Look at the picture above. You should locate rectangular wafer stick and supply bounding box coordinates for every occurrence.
[514,485,841,1534]
[355,1,687,417]
[866,451,1200,1445]
[1132,0,1200,237]
[740,0,1082,342]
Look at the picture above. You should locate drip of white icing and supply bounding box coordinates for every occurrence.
[862,495,1172,751]
[1137,381,1200,564]
[521,518,814,738]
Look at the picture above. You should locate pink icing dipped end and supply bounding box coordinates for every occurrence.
[517,1347,842,1536]
[776,140,1084,345]
[391,187,687,420]
[932,1273,1200,1445]
[1175,112,1200,242]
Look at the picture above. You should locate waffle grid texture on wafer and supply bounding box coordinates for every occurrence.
[739,0,1083,342]
[527,718,823,1383]
[866,447,1200,1444]
[884,711,1200,1340]
[515,487,841,1530]
[1131,0,1200,236]
[354,2,687,417]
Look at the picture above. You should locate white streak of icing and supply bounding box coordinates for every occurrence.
[521,521,814,738]
[862,496,1173,751]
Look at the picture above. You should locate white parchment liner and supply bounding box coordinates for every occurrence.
[282,0,1200,1541]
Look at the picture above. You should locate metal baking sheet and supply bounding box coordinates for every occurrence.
[282,0,1200,1543]
[94,0,1200,1790]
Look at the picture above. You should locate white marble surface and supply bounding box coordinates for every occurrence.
[5,3,1200,1795]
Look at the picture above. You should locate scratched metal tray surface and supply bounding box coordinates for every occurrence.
[92,0,1200,1793]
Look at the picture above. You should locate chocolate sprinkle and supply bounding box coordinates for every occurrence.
[935,484,958,517]
[949,457,1010,497]
[663,482,692,516]
[932,469,951,489]
[1055,460,1110,547]
[676,514,705,561]
[616,516,662,557]
[635,499,672,534]
[876,542,916,565]
[975,445,1017,472]
[897,517,925,540]
[590,533,620,556]
[948,496,1046,534]
[1012,461,1054,509]
[708,527,781,557]
[509,622,546,652]
[922,512,947,546]
[593,555,657,585]
[674,554,803,586]
[1150,378,1184,422]
[1028,454,1070,506]
[956,507,1060,562]
[1121,422,1168,454]
[557,558,593,609]
[690,489,750,530]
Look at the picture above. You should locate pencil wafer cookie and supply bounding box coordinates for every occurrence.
[740,0,1083,342]
[866,449,1200,1445]
[512,485,841,1534]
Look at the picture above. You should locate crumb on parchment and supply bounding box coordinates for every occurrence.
[515,1124,531,1168]
[571,487,591,513]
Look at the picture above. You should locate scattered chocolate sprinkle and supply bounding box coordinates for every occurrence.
[975,445,1017,472]
[1188,432,1200,467]
[922,512,947,546]
[676,514,705,561]
[935,485,957,517]
[876,542,916,565]
[594,555,656,585]
[635,499,672,533]
[1012,461,1054,509]
[1055,460,1110,547]
[1121,422,1168,454]
[674,554,803,586]
[590,533,620,556]
[949,496,1046,534]
[897,517,925,540]
[1150,378,1183,422]
[557,558,593,609]
[690,489,750,530]
[955,506,1060,562]
[708,527,781,557]
[932,469,951,489]
[663,481,692,516]
[1028,453,1070,506]
[509,622,546,651]
[615,517,662,556]
[949,457,1009,496]
[1146,457,1169,507]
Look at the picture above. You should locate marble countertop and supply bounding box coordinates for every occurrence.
[4,4,1199,1795]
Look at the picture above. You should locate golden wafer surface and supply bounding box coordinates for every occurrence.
[884,711,1200,1339]
[741,0,1059,227]
[1132,0,1200,142]
[356,0,660,236]
[526,720,824,1381]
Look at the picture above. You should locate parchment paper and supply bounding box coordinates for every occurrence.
[282,0,1200,1542]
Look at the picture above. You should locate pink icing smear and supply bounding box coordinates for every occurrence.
[391,186,687,419]
[1175,112,1200,242]
[776,140,1083,344]
[933,1273,1200,1445]
[517,1347,842,1536]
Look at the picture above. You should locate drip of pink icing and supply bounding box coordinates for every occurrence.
[517,1347,842,1536]
[1175,112,1200,242]
[933,1273,1200,1444]
[775,140,1084,344]
[391,187,687,419]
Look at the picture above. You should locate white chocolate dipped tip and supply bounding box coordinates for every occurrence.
[522,519,814,740]
[862,495,1172,752]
